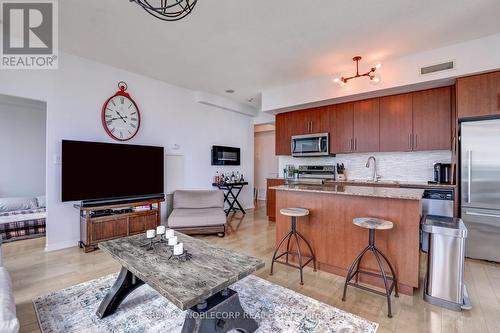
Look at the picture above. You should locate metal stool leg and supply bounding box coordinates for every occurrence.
[342,245,370,301]
[270,230,293,276]
[377,249,399,298]
[373,249,393,318]
[293,231,304,285]
[296,231,317,272]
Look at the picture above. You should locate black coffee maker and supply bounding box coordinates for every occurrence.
[433,163,452,184]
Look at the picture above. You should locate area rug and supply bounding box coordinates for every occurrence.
[33,274,378,333]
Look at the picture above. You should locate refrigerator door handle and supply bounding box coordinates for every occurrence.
[467,150,472,204]
[464,211,500,218]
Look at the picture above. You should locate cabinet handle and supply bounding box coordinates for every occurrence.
[408,133,411,150]
[414,134,417,149]
[354,138,357,151]
[498,93,500,111]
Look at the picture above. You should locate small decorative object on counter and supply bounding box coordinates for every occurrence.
[337,163,347,181]
[142,229,156,250]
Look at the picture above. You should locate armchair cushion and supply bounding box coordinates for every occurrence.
[173,190,223,209]
[168,208,226,228]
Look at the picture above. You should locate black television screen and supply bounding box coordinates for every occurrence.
[62,140,164,202]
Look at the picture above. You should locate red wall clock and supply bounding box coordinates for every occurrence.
[101,81,141,141]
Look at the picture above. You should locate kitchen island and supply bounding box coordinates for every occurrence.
[271,184,423,295]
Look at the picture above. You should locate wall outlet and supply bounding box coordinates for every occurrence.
[53,154,61,165]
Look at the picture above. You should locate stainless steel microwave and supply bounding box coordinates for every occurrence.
[292,133,329,157]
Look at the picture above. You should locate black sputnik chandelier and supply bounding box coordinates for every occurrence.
[130,0,198,21]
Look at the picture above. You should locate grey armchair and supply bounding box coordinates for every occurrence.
[167,190,226,237]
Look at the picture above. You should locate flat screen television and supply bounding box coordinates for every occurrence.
[62,140,164,204]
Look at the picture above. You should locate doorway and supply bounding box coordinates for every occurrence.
[0,94,47,242]
[254,124,278,205]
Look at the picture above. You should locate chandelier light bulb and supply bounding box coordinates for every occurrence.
[369,74,381,85]
[333,77,340,83]
[374,63,382,69]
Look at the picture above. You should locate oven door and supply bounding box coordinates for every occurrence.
[292,133,329,157]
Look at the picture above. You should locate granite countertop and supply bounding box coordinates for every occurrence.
[100,233,265,310]
[267,177,456,189]
[270,184,424,200]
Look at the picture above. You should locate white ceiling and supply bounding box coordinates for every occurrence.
[60,0,500,107]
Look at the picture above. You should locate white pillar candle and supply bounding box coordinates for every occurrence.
[156,225,166,235]
[146,229,156,239]
[173,243,184,255]
[168,236,178,246]
[165,229,175,238]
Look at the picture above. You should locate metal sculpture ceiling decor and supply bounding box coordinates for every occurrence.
[333,56,382,86]
[130,0,198,21]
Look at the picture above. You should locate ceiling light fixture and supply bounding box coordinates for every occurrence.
[333,56,382,86]
[130,0,198,22]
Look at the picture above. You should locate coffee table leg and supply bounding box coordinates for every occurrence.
[96,267,145,319]
[181,289,258,333]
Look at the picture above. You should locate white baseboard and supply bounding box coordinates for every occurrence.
[45,239,79,252]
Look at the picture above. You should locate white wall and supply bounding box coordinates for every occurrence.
[0,96,46,198]
[279,150,452,183]
[0,52,254,251]
[262,33,500,112]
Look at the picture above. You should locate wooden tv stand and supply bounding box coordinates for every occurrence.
[75,198,164,253]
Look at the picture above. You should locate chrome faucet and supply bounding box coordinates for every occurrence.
[366,156,381,182]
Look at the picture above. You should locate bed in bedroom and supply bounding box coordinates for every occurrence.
[0,196,46,242]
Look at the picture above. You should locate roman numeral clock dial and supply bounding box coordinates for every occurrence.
[101,82,141,141]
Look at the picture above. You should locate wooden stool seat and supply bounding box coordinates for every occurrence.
[353,217,393,230]
[280,208,309,217]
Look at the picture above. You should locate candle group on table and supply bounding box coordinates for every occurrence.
[145,228,184,256]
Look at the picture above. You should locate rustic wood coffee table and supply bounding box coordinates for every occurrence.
[97,232,264,333]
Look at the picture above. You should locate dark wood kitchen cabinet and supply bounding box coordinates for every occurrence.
[412,86,452,151]
[329,99,380,154]
[379,93,413,152]
[275,112,293,155]
[292,107,329,135]
[353,98,380,153]
[457,70,500,119]
[329,102,354,153]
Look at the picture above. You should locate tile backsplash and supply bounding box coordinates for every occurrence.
[278,150,452,182]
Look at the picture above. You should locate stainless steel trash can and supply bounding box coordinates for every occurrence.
[422,215,471,311]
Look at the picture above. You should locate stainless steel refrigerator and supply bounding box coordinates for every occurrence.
[461,119,500,262]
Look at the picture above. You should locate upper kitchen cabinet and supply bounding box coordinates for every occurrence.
[308,106,330,134]
[275,112,293,155]
[457,70,500,119]
[329,103,354,153]
[292,107,329,135]
[353,98,380,153]
[412,87,452,151]
[379,93,413,152]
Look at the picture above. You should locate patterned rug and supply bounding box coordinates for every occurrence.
[33,274,378,333]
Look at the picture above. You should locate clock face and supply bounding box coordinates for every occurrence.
[102,95,140,141]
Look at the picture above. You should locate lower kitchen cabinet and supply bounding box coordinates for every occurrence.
[266,178,285,221]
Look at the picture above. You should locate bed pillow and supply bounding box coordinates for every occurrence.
[36,196,46,208]
[0,197,37,213]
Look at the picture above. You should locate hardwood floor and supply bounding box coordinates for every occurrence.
[3,201,500,333]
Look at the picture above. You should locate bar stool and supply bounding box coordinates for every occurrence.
[270,208,316,285]
[342,217,399,318]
